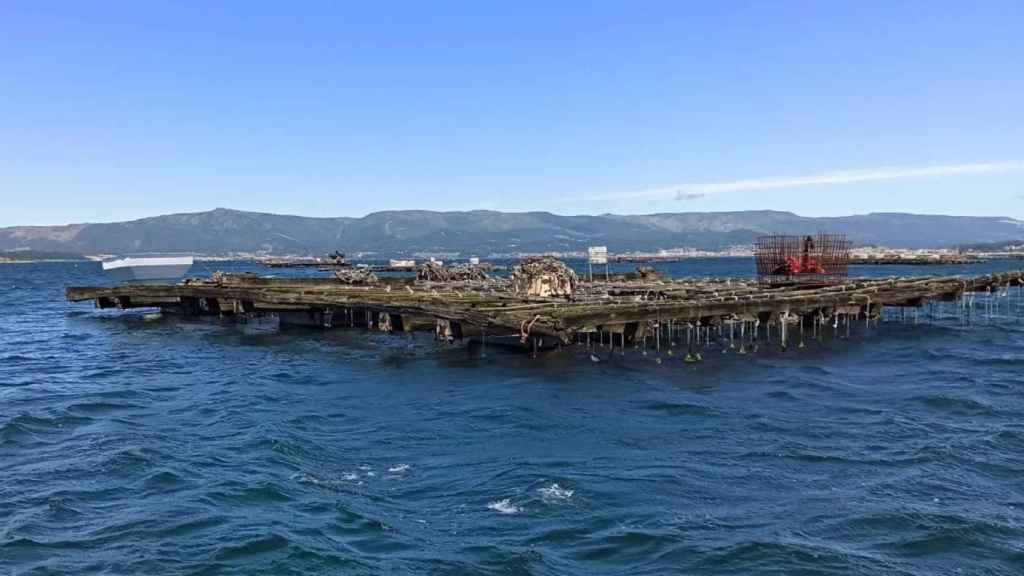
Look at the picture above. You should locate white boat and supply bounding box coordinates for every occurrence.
[101,256,194,282]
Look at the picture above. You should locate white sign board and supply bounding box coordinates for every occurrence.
[588,246,608,265]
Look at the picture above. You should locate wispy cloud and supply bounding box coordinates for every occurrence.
[676,192,708,201]
[596,161,1024,202]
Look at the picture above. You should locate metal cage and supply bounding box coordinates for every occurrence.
[756,233,851,286]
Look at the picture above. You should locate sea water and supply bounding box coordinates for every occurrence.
[2,259,1023,574]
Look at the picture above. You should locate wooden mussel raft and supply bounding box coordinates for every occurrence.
[66,260,1024,356]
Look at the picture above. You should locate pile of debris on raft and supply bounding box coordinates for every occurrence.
[605,265,664,282]
[632,266,663,281]
[416,261,489,282]
[208,271,261,285]
[334,267,379,285]
[510,256,578,298]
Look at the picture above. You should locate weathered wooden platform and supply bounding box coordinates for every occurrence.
[66,270,1024,351]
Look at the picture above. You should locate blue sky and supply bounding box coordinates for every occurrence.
[1,1,1021,226]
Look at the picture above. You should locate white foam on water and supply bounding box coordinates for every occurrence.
[292,472,361,486]
[388,464,410,473]
[291,472,319,484]
[487,499,521,514]
[538,483,574,502]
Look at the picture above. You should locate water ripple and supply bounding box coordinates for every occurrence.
[4,260,1024,574]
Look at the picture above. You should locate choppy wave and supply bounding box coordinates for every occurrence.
[538,483,574,502]
[641,400,717,416]
[487,499,522,515]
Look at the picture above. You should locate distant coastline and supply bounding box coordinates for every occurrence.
[0,259,86,264]
[6,246,1020,267]
[3,208,1023,256]
[0,250,91,264]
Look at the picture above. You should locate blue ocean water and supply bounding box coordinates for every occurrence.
[2,259,1024,575]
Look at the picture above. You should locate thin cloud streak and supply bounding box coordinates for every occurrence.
[596,161,1024,202]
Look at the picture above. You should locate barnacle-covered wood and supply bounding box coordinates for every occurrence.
[510,256,578,297]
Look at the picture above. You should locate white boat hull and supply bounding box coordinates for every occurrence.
[102,257,194,282]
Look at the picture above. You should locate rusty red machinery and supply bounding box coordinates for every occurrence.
[756,233,851,285]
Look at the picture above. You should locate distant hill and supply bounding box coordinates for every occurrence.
[1,208,1021,256]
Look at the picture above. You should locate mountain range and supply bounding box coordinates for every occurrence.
[1,208,1021,256]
